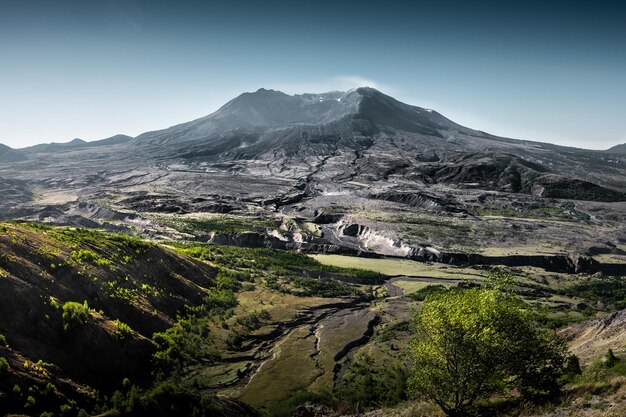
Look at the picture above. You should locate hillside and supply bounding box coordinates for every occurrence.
[0,143,27,163]
[0,222,262,417]
[607,143,626,154]
[21,135,132,154]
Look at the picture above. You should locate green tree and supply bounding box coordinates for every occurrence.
[408,285,566,417]
[604,348,620,368]
[61,300,91,331]
[0,356,10,374]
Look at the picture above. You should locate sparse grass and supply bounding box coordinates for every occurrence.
[592,253,626,264]
[405,284,449,300]
[239,326,322,407]
[478,244,567,256]
[392,280,449,295]
[310,254,486,280]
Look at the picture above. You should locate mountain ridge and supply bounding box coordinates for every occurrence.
[607,143,626,154]
[21,134,132,154]
[0,143,27,162]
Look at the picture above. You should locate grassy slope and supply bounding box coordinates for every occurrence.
[0,222,219,414]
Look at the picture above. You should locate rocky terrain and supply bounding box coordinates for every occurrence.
[0,88,625,276]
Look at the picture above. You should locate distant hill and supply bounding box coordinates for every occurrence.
[607,143,626,154]
[22,134,132,153]
[0,143,27,162]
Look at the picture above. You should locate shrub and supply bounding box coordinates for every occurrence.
[62,301,91,331]
[604,348,620,368]
[338,354,407,411]
[235,310,270,331]
[563,354,582,380]
[226,332,243,350]
[25,395,36,408]
[114,319,133,340]
[0,356,10,373]
[69,249,111,267]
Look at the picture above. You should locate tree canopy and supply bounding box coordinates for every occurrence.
[408,282,566,416]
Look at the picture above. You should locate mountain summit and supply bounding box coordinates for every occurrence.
[132,87,475,146]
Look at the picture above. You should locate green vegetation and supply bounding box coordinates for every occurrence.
[16,222,150,251]
[113,319,133,340]
[162,215,277,235]
[406,284,448,301]
[178,243,381,283]
[408,281,566,416]
[563,278,626,309]
[235,310,271,331]
[468,204,587,220]
[68,249,112,267]
[337,353,408,410]
[23,360,50,378]
[10,221,626,417]
[563,349,626,405]
[0,356,10,374]
[61,301,91,332]
[175,243,381,297]
[311,254,486,281]
[106,381,237,417]
[152,280,238,376]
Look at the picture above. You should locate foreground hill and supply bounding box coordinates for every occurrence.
[2,222,626,417]
[0,222,260,417]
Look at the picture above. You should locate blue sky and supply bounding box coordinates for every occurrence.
[1,0,625,149]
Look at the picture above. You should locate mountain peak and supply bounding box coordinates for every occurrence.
[354,86,381,95]
[254,87,281,94]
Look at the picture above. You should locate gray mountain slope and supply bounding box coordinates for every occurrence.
[22,134,132,154]
[607,143,626,154]
[2,88,624,203]
[0,143,27,162]
[133,87,488,147]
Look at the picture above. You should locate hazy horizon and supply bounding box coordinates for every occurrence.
[1,0,625,150]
